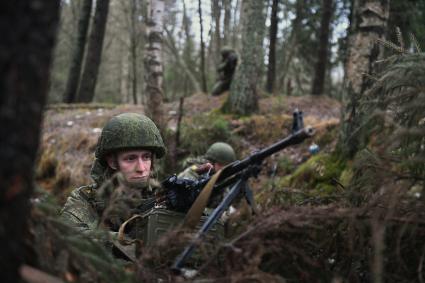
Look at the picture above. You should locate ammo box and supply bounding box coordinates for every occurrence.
[133,208,224,246]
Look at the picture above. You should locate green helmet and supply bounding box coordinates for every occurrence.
[204,142,236,165]
[95,113,166,163]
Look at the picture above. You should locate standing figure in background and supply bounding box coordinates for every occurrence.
[211,47,238,96]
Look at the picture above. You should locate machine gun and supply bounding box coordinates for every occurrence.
[169,110,314,274]
[157,110,312,213]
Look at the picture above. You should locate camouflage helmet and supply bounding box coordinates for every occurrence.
[95,113,166,162]
[204,142,236,165]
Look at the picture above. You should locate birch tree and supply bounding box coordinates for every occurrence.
[144,0,165,128]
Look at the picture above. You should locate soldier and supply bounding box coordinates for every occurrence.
[178,142,236,181]
[211,47,238,96]
[178,142,237,214]
[60,113,166,257]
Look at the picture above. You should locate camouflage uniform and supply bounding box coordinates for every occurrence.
[178,142,236,180]
[211,47,238,96]
[60,113,166,245]
[178,142,237,210]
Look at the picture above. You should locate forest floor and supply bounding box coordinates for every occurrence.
[37,92,341,203]
[31,53,425,283]
[32,91,425,282]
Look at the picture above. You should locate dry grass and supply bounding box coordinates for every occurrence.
[37,95,341,204]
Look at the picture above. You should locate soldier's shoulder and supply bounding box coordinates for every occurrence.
[181,156,208,168]
[177,165,200,180]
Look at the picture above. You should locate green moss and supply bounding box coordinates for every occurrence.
[339,167,354,187]
[287,153,346,193]
[277,156,296,175]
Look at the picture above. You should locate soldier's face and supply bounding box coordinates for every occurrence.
[107,149,152,184]
[213,162,225,172]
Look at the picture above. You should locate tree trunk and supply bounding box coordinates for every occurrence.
[338,0,390,157]
[0,1,60,281]
[144,0,165,129]
[277,0,306,92]
[265,0,279,93]
[255,0,269,84]
[212,0,222,64]
[181,0,201,93]
[130,0,138,104]
[232,0,242,49]
[77,0,111,103]
[63,0,93,103]
[164,29,201,93]
[311,0,334,96]
[223,0,231,46]
[223,0,264,115]
[198,0,208,93]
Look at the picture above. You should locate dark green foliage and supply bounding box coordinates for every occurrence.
[348,52,425,202]
[179,113,233,159]
[204,205,425,282]
[387,0,425,53]
[29,190,135,282]
[271,153,346,206]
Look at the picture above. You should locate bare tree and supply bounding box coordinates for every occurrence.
[223,0,265,115]
[144,0,165,128]
[0,1,60,281]
[164,28,201,93]
[311,0,334,96]
[212,0,222,64]
[63,0,93,103]
[338,0,390,157]
[198,0,208,93]
[77,0,111,102]
[265,0,279,94]
[277,0,306,93]
[223,0,232,46]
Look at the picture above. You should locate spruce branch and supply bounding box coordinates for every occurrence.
[376,38,405,54]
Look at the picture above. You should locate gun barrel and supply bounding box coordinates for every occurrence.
[218,126,314,182]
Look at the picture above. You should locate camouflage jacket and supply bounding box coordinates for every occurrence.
[60,182,157,242]
[177,157,225,210]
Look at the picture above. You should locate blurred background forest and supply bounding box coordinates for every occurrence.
[1,0,424,282]
[49,0,425,106]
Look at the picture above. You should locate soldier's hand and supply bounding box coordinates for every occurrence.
[194,163,213,174]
